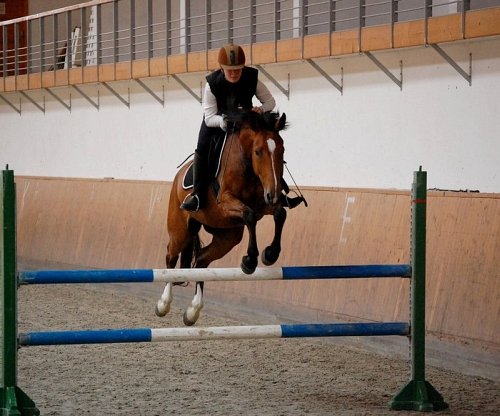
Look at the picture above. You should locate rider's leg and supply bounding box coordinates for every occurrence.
[180,122,212,212]
[280,177,306,209]
[180,150,206,212]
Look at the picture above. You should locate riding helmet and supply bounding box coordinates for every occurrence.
[218,44,245,70]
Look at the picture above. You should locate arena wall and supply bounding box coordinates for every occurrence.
[15,176,499,353]
[2,37,500,194]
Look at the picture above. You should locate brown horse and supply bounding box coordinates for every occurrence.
[155,111,288,325]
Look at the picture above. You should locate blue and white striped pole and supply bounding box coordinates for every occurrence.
[18,322,409,346]
[18,264,411,285]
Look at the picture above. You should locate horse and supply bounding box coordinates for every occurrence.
[155,111,288,325]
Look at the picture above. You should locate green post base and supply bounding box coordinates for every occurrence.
[0,387,40,416]
[389,380,448,412]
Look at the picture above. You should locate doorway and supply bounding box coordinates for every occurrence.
[0,0,29,76]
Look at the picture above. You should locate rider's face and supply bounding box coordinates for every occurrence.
[222,67,243,83]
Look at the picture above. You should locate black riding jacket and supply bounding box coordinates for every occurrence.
[206,67,258,115]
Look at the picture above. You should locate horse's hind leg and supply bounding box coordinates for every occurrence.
[183,228,243,326]
[155,221,193,317]
[261,206,287,266]
[182,234,205,326]
[155,282,173,317]
[155,249,179,317]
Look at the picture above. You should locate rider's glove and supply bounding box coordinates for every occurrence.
[220,115,227,132]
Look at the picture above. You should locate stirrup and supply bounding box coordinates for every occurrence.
[180,194,200,212]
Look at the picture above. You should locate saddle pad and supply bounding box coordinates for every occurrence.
[182,161,195,189]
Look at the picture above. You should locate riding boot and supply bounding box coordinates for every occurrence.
[281,193,306,209]
[280,177,290,194]
[180,151,206,212]
[280,177,306,209]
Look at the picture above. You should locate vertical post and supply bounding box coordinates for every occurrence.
[96,5,101,66]
[411,167,428,383]
[2,26,6,77]
[147,0,153,59]
[300,0,305,58]
[130,0,136,63]
[329,0,335,54]
[390,0,398,48]
[113,1,118,66]
[358,0,366,52]
[65,11,72,70]
[39,18,45,73]
[180,0,186,54]
[80,7,85,70]
[1,168,39,415]
[27,20,32,76]
[227,0,233,44]
[205,0,211,67]
[390,168,448,411]
[249,0,255,62]
[14,23,19,76]
[461,0,471,38]
[424,0,432,45]
[165,0,170,57]
[292,0,300,39]
[52,14,58,72]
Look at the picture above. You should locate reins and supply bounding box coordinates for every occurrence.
[176,153,194,169]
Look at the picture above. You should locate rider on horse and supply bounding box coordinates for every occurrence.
[180,43,306,212]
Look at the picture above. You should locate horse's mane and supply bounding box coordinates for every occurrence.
[225,110,287,132]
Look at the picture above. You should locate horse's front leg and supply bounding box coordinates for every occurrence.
[215,195,259,274]
[241,208,259,274]
[183,282,204,326]
[261,206,287,266]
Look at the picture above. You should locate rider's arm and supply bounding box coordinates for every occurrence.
[203,83,226,130]
[254,80,276,113]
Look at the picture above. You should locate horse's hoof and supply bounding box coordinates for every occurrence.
[261,246,280,266]
[155,301,170,317]
[241,256,257,274]
[183,309,199,326]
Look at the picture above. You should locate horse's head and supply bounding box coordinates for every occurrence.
[228,111,287,206]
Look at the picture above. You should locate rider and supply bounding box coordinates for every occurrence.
[180,43,305,212]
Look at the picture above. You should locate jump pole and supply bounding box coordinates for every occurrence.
[18,264,411,284]
[1,168,39,416]
[19,322,410,346]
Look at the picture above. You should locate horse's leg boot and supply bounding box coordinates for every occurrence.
[181,151,206,212]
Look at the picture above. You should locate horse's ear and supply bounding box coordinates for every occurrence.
[276,113,287,131]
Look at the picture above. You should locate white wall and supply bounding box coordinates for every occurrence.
[1,37,499,192]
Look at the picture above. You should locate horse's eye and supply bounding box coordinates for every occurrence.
[255,149,262,157]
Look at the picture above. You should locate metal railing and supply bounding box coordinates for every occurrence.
[0,0,496,78]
